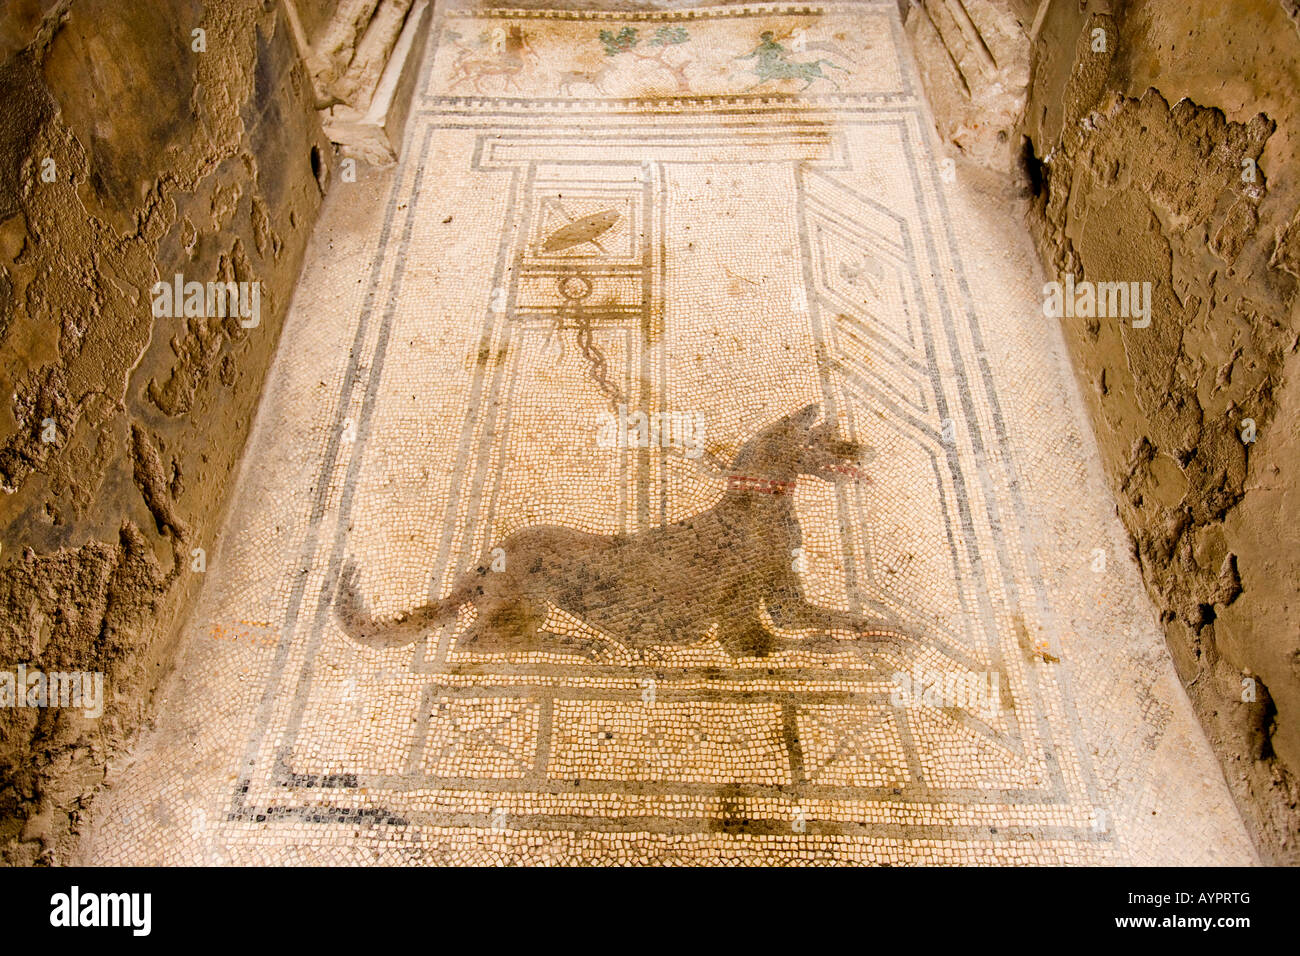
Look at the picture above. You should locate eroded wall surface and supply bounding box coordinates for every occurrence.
[0,0,330,863]
[1020,0,1300,861]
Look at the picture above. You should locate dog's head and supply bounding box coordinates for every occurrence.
[733,403,875,484]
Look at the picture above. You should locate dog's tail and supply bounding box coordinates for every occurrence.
[333,559,474,649]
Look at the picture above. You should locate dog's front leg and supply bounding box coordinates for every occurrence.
[770,600,897,635]
[763,585,915,657]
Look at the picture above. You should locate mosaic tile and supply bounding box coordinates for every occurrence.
[78,1,1257,866]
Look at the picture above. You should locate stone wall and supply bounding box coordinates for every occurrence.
[903,0,1035,170]
[0,0,330,863]
[1018,0,1300,861]
[283,0,433,164]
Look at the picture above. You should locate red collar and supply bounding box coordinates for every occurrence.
[726,475,796,495]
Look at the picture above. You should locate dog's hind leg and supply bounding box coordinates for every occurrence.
[455,598,610,660]
[716,614,778,658]
[454,597,544,653]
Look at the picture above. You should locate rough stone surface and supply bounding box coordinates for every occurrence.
[0,0,330,864]
[285,0,427,163]
[904,0,1034,171]
[1020,0,1300,863]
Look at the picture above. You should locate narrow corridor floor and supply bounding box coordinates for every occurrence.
[81,1,1257,865]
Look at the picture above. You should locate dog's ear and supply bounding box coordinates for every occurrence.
[790,403,821,428]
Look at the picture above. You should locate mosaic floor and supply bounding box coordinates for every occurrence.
[80,1,1257,865]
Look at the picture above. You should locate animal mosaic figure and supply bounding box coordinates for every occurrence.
[447,24,538,93]
[335,405,915,660]
[557,59,618,97]
[736,31,848,91]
